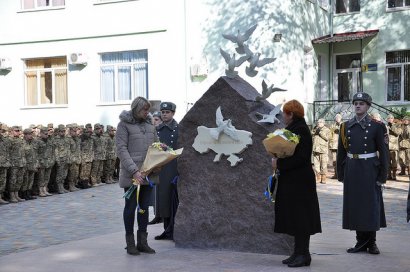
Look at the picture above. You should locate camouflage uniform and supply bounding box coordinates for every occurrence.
[312,120,330,183]
[0,127,11,204]
[8,127,27,202]
[37,127,55,197]
[54,125,71,193]
[103,125,117,184]
[67,125,81,191]
[399,118,410,177]
[21,129,39,200]
[387,116,402,180]
[79,125,94,188]
[90,124,106,186]
[329,120,342,179]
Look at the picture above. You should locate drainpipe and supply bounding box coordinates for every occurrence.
[329,0,334,101]
[360,38,363,92]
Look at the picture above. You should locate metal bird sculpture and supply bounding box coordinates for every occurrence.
[222,24,258,54]
[257,104,282,124]
[209,107,240,141]
[243,45,276,77]
[220,48,249,78]
[255,80,287,101]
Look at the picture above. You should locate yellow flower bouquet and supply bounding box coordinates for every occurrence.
[262,129,300,158]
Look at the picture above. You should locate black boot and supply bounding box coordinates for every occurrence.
[155,217,173,240]
[367,232,380,254]
[137,231,155,254]
[148,217,163,225]
[287,235,311,268]
[282,238,296,264]
[347,231,369,253]
[125,234,140,255]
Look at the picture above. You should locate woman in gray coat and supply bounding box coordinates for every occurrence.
[116,97,157,255]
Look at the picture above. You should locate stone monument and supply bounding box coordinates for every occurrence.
[174,76,293,254]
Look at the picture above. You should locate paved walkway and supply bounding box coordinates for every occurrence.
[0,178,409,272]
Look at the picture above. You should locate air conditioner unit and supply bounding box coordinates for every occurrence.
[68,53,87,65]
[0,57,12,70]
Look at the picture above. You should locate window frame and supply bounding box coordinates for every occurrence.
[385,50,410,104]
[20,0,65,11]
[23,57,68,108]
[334,0,361,15]
[386,0,410,11]
[98,50,149,105]
[93,0,139,5]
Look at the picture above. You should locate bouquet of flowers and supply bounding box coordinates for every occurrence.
[123,142,183,214]
[262,129,300,158]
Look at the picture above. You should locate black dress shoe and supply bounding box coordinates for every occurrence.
[282,254,296,264]
[154,232,173,240]
[368,243,380,254]
[287,254,311,268]
[347,241,368,253]
[148,217,163,225]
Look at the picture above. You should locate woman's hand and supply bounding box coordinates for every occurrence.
[271,157,277,170]
[132,171,144,185]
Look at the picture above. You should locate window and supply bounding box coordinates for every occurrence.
[335,0,360,14]
[22,0,65,10]
[387,0,410,8]
[100,50,148,103]
[24,57,68,106]
[386,50,410,102]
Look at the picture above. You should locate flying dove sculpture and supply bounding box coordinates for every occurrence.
[257,104,282,124]
[244,45,276,77]
[209,106,240,141]
[220,48,249,78]
[222,24,258,54]
[255,80,287,101]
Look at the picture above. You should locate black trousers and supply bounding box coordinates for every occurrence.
[294,235,310,255]
[123,185,153,235]
[356,231,376,243]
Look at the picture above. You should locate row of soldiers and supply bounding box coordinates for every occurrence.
[0,122,118,204]
[311,114,410,183]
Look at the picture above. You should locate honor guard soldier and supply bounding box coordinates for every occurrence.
[337,92,388,255]
[153,102,179,240]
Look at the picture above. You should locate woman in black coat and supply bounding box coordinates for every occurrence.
[271,100,322,268]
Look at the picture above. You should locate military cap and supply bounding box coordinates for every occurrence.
[40,127,48,134]
[58,124,65,131]
[11,126,20,131]
[152,111,161,118]
[79,125,85,129]
[47,123,54,129]
[85,123,92,129]
[94,123,102,129]
[404,116,410,121]
[160,102,176,112]
[1,124,8,131]
[29,124,37,129]
[106,125,113,131]
[23,128,33,135]
[352,92,372,105]
[18,126,23,131]
[37,124,43,129]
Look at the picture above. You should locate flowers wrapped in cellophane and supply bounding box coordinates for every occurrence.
[123,142,183,214]
[262,129,300,158]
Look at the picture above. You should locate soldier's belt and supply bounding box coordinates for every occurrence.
[347,152,377,159]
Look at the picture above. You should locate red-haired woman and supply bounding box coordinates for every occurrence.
[271,100,322,267]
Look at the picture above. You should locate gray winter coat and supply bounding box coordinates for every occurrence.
[116,110,157,188]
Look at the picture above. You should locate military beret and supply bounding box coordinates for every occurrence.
[23,128,33,135]
[94,123,102,129]
[160,102,176,112]
[85,123,92,129]
[352,92,372,105]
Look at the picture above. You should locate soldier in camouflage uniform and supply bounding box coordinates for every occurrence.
[90,123,106,187]
[36,127,54,197]
[312,118,331,183]
[21,129,39,200]
[67,124,81,191]
[54,124,71,194]
[0,124,11,204]
[79,124,94,189]
[103,125,117,184]
[386,114,402,180]
[329,114,342,179]
[8,126,27,203]
[399,116,410,179]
